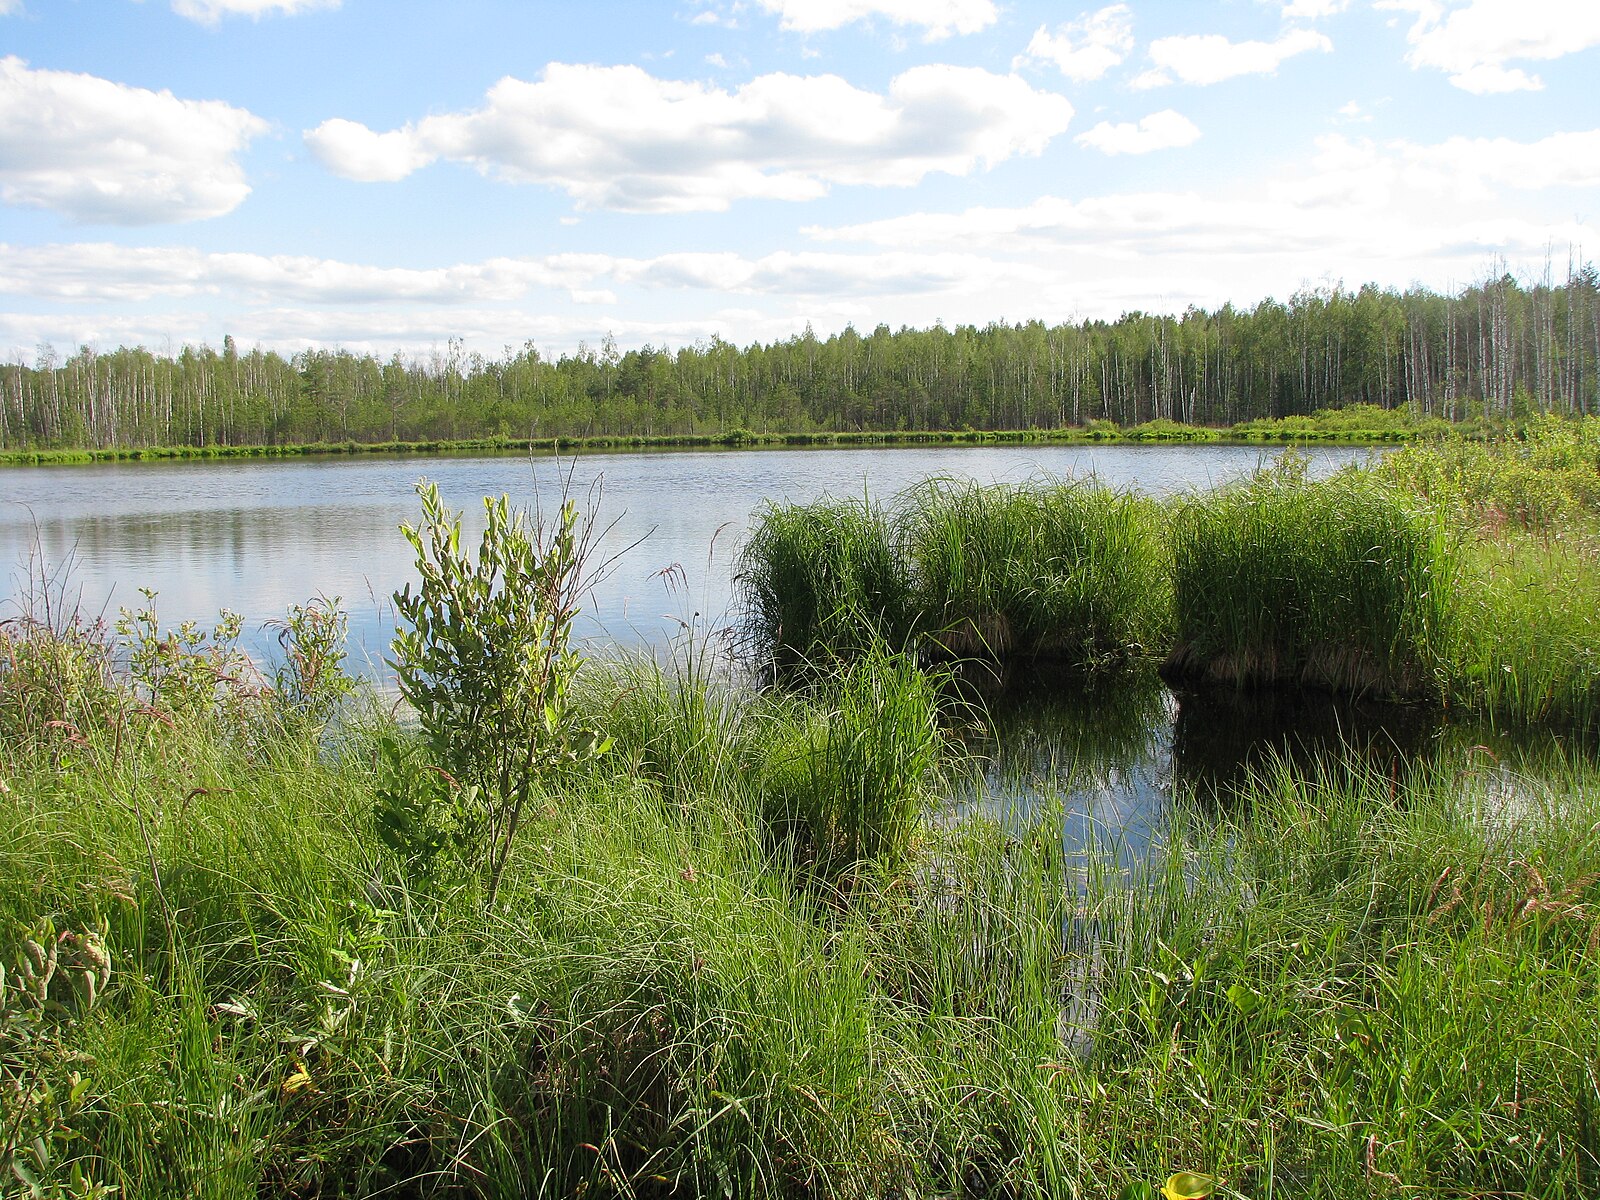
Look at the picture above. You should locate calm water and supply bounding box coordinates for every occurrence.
[0,442,1367,669]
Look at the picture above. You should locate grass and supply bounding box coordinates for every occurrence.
[736,495,912,669]
[738,478,1169,675]
[6,630,1599,1196]
[1164,460,1459,699]
[736,424,1600,727]
[899,477,1169,666]
[8,417,1600,1195]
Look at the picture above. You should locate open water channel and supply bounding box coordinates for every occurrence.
[0,442,1553,862]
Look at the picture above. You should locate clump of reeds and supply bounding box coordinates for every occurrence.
[738,478,1169,674]
[1165,462,1459,698]
[756,648,945,885]
[898,477,1169,666]
[737,496,911,668]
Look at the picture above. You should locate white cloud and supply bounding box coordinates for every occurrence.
[0,56,268,224]
[0,1,21,15]
[1136,27,1333,87]
[1402,129,1600,190]
[300,118,434,183]
[0,242,1052,359]
[0,243,1006,308]
[0,243,599,305]
[754,0,997,40]
[1076,109,1200,155]
[799,126,1593,314]
[1380,0,1600,93]
[305,63,1073,212]
[1281,0,1350,16]
[170,0,339,25]
[1014,5,1134,82]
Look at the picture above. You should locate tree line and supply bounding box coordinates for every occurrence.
[4,265,1598,450]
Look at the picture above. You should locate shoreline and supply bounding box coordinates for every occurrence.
[0,417,1440,467]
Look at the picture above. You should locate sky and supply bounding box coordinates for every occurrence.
[0,0,1597,362]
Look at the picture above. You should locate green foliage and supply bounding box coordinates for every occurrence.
[389,480,610,904]
[369,731,476,890]
[900,477,1170,666]
[0,610,118,765]
[1166,463,1459,697]
[737,495,912,667]
[116,590,256,729]
[1381,414,1600,531]
[757,649,945,884]
[266,596,355,736]
[1,917,114,1199]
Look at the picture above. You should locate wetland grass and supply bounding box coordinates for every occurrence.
[1164,464,1458,699]
[736,496,911,669]
[899,478,1170,667]
[11,421,1600,1196]
[738,477,1169,674]
[3,600,1599,1196]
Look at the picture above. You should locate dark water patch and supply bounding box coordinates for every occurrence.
[952,664,1591,865]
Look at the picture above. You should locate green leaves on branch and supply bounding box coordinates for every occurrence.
[387,481,610,905]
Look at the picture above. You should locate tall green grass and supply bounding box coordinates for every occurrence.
[1166,463,1459,698]
[736,496,911,668]
[1447,531,1600,723]
[899,477,1170,666]
[4,627,1599,1195]
[738,478,1168,674]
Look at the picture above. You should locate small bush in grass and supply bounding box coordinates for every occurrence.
[1166,463,1458,697]
[389,480,611,906]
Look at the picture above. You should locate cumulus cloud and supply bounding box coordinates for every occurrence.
[304,63,1073,212]
[1378,0,1600,93]
[1076,109,1200,155]
[0,57,267,224]
[170,0,339,25]
[1014,5,1134,81]
[802,126,1594,294]
[0,243,1007,310]
[1281,0,1350,16]
[1135,27,1333,87]
[754,0,996,40]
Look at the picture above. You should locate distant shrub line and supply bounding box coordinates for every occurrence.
[0,405,1467,466]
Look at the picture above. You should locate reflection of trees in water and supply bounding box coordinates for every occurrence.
[945,664,1173,870]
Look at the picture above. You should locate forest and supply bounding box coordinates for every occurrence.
[3,265,1598,450]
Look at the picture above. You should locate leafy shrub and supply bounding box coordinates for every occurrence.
[389,481,610,904]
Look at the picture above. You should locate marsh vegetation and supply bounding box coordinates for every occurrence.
[3,422,1599,1197]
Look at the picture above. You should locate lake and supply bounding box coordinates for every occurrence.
[0,442,1368,670]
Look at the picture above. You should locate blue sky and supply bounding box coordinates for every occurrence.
[1,0,1597,360]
